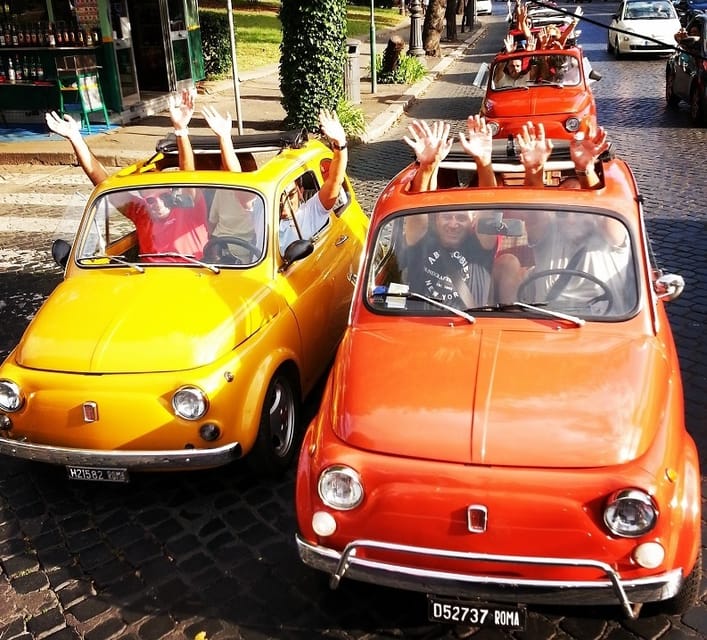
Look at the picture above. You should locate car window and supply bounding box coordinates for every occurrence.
[624,0,677,18]
[76,186,265,267]
[278,170,331,255]
[366,209,637,320]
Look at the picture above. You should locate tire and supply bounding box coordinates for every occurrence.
[665,71,680,108]
[613,37,622,59]
[607,37,614,54]
[689,86,707,126]
[247,369,300,478]
[658,550,702,615]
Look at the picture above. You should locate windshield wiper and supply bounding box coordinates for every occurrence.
[138,252,220,273]
[507,301,584,327]
[466,302,584,326]
[373,285,476,324]
[83,254,145,273]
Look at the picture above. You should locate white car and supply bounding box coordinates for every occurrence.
[608,0,681,56]
[476,0,493,16]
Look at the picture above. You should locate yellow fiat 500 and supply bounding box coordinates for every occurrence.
[0,130,368,482]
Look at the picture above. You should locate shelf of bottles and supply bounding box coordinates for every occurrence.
[0,9,102,87]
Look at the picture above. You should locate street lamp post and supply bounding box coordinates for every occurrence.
[408,0,424,58]
[370,0,377,94]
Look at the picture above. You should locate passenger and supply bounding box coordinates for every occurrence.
[494,121,633,312]
[45,88,209,259]
[277,109,349,253]
[402,118,498,308]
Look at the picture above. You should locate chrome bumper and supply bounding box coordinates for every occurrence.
[296,535,685,620]
[0,436,241,471]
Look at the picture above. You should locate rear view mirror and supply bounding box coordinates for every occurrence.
[477,215,525,237]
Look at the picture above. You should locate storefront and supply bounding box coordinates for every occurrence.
[0,0,204,125]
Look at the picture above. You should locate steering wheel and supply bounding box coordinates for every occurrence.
[202,236,261,265]
[517,268,614,313]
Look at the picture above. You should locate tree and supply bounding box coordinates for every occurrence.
[423,0,446,56]
[279,0,347,132]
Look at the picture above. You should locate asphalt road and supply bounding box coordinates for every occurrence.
[0,4,706,639]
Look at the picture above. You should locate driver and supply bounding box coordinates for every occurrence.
[206,189,265,263]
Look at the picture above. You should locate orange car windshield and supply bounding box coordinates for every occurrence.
[366,209,637,320]
[491,54,582,90]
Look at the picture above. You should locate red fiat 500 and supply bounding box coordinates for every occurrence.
[295,139,701,630]
[480,47,601,140]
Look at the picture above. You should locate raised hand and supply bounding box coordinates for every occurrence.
[45,111,82,140]
[403,119,452,169]
[458,114,493,166]
[503,34,516,53]
[318,108,347,149]
[570,125,609,173]
[516,121,553,184]
[202,106,233,139]
[169,87,195,131]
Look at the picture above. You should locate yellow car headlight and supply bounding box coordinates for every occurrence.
[171,386,208,420]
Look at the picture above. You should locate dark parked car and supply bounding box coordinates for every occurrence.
[665,14,707,125]
[673,0,707,25]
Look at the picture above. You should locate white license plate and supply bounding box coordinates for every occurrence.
[66,466,129,483]
[427,596,526,629]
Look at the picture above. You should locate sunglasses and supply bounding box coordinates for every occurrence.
[145,193,175,207]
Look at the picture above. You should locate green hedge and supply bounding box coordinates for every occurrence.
[199,10,235,79]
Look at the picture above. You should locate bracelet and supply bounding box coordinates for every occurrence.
[575,168,592,176]
[331,141,347,151]
[173,128,189,137]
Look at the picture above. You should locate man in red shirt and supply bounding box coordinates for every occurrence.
[45,88,207,259]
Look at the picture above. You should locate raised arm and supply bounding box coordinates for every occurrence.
[202,106,242,173]
[403,119,452,193]
[169,87,196,171]
[45,111,109,186]
[316,108,348,210]
[458,114,497,187]
[515,121,553,187]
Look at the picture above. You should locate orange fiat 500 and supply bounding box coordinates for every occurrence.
[0,131,368,482]
[479,47,601,140]
[295,139,701,629]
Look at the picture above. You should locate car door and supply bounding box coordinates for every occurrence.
[275,169,361,393]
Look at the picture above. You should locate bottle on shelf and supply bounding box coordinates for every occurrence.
[11,22,18,47]
[21,55,28,80]
[4,22,10,48]
[36,56,44,81]
[77,25,85,47]
[55,21,63,46]
[30,56,36,81]
[85,27,93,47]
[13,54,21,81]
[7,55,14,83]
[0,24,5,48]
[47,22,56,47]
[0,58,5,83]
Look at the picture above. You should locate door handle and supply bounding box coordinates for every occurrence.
[335,235,349,246]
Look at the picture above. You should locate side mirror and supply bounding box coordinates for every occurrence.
[588,69,602,81]
[279,239,314,271]
[472,61,489,88]
[653,272,685,301]
[51,239,71,268]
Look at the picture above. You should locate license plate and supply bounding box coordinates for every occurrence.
[66,466,129,483]
[427,595,526,629]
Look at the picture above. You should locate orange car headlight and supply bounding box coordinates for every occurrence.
[603,489,658,538]
[564,117,581,132]
[318,465,364,511]
[0,379,23,413]
[171,386,208,420]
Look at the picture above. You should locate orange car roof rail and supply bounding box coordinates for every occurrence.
[438,138,614,174]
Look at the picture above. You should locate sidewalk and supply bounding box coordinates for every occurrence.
[0,18,486,167]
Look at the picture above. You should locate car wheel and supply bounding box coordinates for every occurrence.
[607,37,614,54]
[248,369,300,477]
[665,72,680,107]
[689,86,707,126]
[613,37,622,58]
[657,550,702,615]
